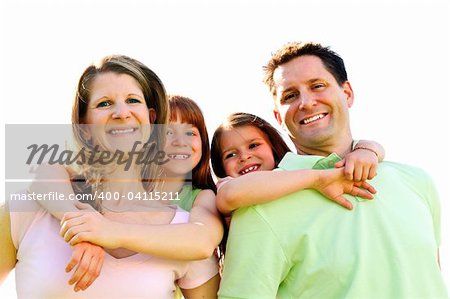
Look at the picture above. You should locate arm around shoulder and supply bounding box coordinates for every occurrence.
[29,163,79,220]
[354,139,385,162]
[216,169,319,215]
[110,189,223,260]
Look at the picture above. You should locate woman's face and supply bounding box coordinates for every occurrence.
[84,72,155,153]
[162,117,202,178]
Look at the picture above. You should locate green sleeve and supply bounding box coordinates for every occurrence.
[422,172,442,246]
[218,206,289,299]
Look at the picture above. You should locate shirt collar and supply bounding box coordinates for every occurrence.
[278,152,343,170]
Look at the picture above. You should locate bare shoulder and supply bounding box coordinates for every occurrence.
[194,189,217,213]
[197,189,215,199]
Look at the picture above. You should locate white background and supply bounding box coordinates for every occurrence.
[1,0,449,297]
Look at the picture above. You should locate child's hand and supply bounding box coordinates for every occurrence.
[335,148,378,181]
[314,168,377,210]
[60,202,121,249]
[65,242,105,292]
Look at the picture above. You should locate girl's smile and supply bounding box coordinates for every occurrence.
[220,125,275,178]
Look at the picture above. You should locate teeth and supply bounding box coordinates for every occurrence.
[303,114,325,124]
[240,165,258,175]
[110,128,135,135]
[168,154,190,160]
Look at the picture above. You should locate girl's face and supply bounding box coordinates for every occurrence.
[163,117,202,177]
[84,72,155,153]
[220,125,275,178]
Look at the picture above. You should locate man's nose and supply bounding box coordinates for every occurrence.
[298,91,316,110]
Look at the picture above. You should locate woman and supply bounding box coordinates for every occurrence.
[0,55,219,298]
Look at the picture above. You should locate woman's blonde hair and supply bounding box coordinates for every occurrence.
[70,55,168,209]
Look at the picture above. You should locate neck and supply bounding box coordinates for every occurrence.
[158,174,186,194]
[295,136,353,158]
[102,164,145,194]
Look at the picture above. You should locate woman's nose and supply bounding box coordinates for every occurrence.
[112,103,131,119]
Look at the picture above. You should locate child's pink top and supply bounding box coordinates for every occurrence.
[9,197,218,299]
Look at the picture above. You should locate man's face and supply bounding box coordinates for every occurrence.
[272,55,354,153]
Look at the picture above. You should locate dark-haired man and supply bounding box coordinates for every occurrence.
[218,42,448,298]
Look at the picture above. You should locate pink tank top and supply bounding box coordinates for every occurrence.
[9,198,218,299]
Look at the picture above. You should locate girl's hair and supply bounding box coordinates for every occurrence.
[168,95,216,193]
[169,95,225,266]
[70,55,168,206]
[211,112,291,178]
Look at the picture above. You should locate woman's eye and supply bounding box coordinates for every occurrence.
[249,143,259,149]
[127,98,142,104]
[166,130,174,136]
[96,101,111,108]
[185,131,194,137]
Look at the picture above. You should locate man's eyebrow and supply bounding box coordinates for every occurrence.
[279,86,297,95]
[306,78,324,84]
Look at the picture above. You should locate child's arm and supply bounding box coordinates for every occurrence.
[60,191,224,260]
[65,243,105,292]
[29,163,79,219]
[29,164,105,292]
[335,139,385,181]
[216,167,376,215]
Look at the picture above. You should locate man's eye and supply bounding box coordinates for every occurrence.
[96,101,111,108]
[312,83,325,89]
[283,92,298,103]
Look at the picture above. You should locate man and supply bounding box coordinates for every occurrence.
[218,42,448,298]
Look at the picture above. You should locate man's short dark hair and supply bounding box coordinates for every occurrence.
[263,42,348,96]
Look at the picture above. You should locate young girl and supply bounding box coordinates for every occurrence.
[211,112,384,215]
[2,56,221,298]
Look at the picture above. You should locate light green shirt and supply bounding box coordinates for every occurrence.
[175,184,202,212]
[219,152,447,299]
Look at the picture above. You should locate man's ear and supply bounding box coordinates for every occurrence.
[273,109,283,126]
[343,81,354,108]
[149,108,157,123]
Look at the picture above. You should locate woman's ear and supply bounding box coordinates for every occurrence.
[78,121,92,142]
[149,108,157,123]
